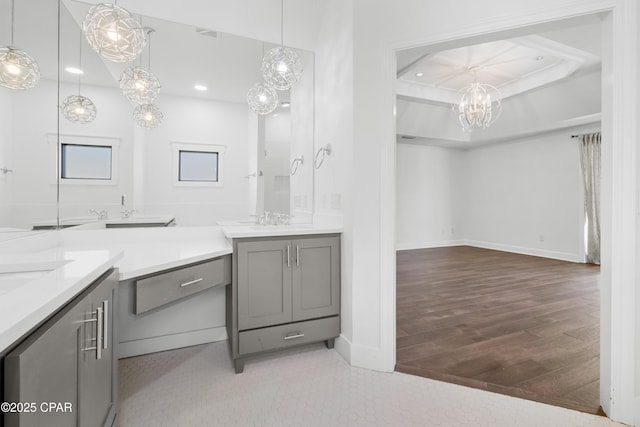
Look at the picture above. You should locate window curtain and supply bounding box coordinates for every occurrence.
[579,132,601,265]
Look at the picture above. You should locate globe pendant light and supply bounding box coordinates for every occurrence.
[61,95,97,124]
[83,3,146,63]
[261,0,303,90]
[61,24,97,124]
[120,28,161,104]
[247,82,278,115]
[455,67,502,132]
[0,0,40,90]
[134,103,163,129]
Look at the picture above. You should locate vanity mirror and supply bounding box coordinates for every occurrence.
[0,0,315,236]
[55,0,315,228]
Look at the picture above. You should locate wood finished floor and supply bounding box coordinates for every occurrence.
[396,246,601,415]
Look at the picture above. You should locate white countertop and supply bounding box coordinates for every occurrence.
[0,223,341,353]
[0,247,123,353]
[220,223,343,239]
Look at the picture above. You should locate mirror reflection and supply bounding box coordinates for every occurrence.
[0,0,58,238]
[0,0,315,235]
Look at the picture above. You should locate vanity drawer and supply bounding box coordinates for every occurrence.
[238,316,339,355]
[135,256,231,314]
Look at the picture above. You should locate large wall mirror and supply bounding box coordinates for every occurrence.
[0,0,314,237]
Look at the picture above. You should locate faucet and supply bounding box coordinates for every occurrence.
[119,194,137,219]
[88,209,108,219]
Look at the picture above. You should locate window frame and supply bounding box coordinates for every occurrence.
[172,142,225,187]
[49,134,120,186]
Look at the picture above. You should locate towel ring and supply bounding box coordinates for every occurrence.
[314,144,332,169]
[290,155,304,176]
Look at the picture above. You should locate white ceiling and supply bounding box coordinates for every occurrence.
[396,15,603,147]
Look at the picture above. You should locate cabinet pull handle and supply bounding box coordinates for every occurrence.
[180,278,204,288]
[102,300,109,350]
[296,245,300,266]
[82,307,103,360]
[287,245,291,267]
[284,333,305,340]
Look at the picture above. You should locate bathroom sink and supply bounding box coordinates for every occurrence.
[0,263,65,296]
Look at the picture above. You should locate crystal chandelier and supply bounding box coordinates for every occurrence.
[62,28,97,124]
[120,29,160,104]
[456,68,502,132]
[0,0,40,90]
[134,103,163,129]
[61,95,97,124]
[261,0,303,90]
[83,3,146,63]
[247,82,279,115]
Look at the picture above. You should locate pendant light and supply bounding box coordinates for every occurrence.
[83,3,146,63]
[455,66,502,132]
[61,26,97,124]
[247,82,278,115]
[133,103,163,129]
[0,0,40,90]
[247,42,279,115]
[261,0,303,90]
[120,28,161,104]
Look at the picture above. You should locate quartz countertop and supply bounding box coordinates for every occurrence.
[0,247,123,353]
[219,223,343,239]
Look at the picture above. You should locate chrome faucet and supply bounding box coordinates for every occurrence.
[88,209,108,219]
[119,194,137,219]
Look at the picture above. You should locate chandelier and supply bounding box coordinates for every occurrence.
[61,95,97,124]
[62,25,97,124]
[455,69,502,132]
[247,82,279,115]
[83,3,146,63]
[120,29,160,104]
[261,0,303,90]
[0,0,40,90]
[134,103,163,129]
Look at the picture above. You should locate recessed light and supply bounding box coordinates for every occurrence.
[65,67,84,75]
[194,84,207,91]
[415,72,424,77]
[535,55,544,61]
[281,101,291,108]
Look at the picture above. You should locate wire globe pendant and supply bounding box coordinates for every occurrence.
[0,46,40,90]
[456,81,502,132]
[247,82,279,115]
[120,66,161,104]
[82,3,146,63]
[261,46,303,90]
[61,95,97,124]
[134,103,163,129]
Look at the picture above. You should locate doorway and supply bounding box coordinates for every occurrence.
[394,13,605,414]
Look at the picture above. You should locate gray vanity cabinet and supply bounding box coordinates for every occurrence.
[3,269,118,427]
[231,234,340,373]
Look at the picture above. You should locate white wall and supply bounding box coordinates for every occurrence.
[464,133,585,261]
[0,88,13,227]
[395,143,466,250]
[140,94,250,225]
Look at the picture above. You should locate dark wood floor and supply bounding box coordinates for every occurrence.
[396,246,601,414]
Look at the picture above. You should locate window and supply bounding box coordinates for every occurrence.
[178,150,219,182]
[61,144,112,180]
[172,142,225,187]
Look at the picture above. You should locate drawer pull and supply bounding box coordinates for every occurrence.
[284,333,305,340]
[180,278,204,288]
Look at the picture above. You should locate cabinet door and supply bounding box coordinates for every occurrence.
[79,270,118,427]
[292,236,341,321]
[4,299,85,427]
[237,239,292,330]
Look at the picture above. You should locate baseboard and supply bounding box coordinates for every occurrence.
[118,326,228,359]
[335,334,394,372]
[465,240,583,263]
[396,240,465,251]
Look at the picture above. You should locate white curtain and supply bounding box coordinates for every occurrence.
[579,132,601,265]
